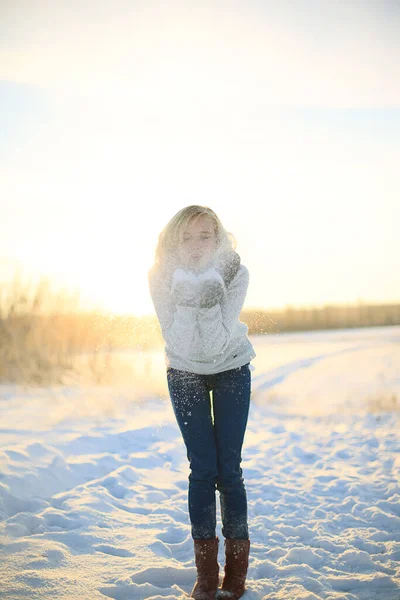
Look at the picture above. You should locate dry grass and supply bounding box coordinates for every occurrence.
[0,269,162,386]
[1,273,73,384]
[366,393,400,413]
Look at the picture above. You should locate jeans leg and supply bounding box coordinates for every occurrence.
[167,368,218,540]
[212,364,251,540]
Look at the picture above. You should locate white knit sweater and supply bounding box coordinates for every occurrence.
[148,262,256,375]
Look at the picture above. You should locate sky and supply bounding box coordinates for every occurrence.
[1,0,399,316]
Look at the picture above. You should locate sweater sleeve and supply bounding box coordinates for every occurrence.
[148,268,201,358]
[197,265,249,357]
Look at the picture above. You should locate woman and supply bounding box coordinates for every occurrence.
[148,205,256,599]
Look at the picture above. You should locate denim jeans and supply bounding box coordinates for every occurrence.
[166,363,251,540]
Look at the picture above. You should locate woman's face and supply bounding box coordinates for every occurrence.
[176,215,218,271]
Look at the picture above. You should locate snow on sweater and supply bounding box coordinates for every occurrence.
[148,261,256,375]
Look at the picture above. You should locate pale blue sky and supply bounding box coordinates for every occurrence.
[1,0,399,315]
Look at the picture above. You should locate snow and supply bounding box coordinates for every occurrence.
[0,325,399,599]
[172,269,200,289]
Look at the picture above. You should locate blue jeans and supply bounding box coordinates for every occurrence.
[166,363,251,540]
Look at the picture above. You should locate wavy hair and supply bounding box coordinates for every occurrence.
[152,205,237,275]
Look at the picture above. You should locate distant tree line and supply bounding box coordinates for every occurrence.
[240,302,400,335]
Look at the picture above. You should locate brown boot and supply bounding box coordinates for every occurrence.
[216,538,250,599]
[190,537,220,599]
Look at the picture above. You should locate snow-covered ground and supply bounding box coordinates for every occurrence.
[0,325,399,599]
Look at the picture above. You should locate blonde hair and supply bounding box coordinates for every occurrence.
[152,205,237,274]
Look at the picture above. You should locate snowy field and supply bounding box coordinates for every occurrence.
[0,325,399,600]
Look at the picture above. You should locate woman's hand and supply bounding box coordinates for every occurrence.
[216,251,241,287]
[196,251,240,308]
[198,268,225,309]
[171,269,199,307]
